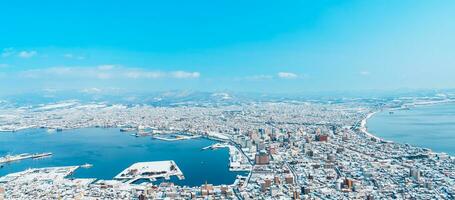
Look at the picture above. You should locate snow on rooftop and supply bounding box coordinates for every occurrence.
[129,161,173,172]
[114,160,184,181]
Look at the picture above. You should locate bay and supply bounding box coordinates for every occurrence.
[368,103,455,155]
[0,128,243,186]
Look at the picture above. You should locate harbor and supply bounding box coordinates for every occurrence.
[0,128,243,187]
[202,143,252,172]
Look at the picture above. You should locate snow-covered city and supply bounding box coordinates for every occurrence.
[1,94,454,199]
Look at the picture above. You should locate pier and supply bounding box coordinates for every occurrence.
[202,143,252,172]
[114,160,185,184]
[0,152,52,164]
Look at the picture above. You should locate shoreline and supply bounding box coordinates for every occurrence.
[359,111,384,142]
[401,98,455,108]
[361,100,455,142]
[360,101,455,155]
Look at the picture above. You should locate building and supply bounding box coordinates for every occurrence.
[0,187,4,200]
[264,178,272,188]
[255,151,270,165]
[344,178,354,190]
[260,181,269,192]
[293,190,301,199]
[274,176,280,185]
[410,168,420,179]
[285,175,294,184]
[201,182,214,196]
[315,134,328,142]
[301,187,311,195]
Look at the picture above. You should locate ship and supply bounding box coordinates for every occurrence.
[0,152,52,164]
[120,127,136,132]
[32,152,53,159]
[81,163,93,168]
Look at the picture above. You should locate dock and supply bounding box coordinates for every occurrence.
[114,160,185,184]
[152,134,201,141]
[202,143,252,172]
[0,152,52,164]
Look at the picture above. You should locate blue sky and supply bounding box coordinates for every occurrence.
[1,0,455,95]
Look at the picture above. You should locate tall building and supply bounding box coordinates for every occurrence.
[342,132,349,142]
[274,176,280,185]
[340,178,354,192]
[255,151,270,165]
[410,168,420,179]
[285,175,294,184]
[293,190,300,199]
[0,187,4,200]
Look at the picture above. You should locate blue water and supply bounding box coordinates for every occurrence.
[0,128,243,186]
[368,103,455,155]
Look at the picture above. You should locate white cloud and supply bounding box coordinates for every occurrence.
[1,48,15,57]
[63,53,85,60]
[360,71,370,76]
[81,87,102,94]
[125,71,142,79]
[143,72,164,79]
[19,65,200,80]
[170,71,200,79]
[238,72,302,81]
[18,50,37,58]
[2,48,39,59]
[124,70,199,79]
[42,88,58,93]
[63,54,73,58]
[97,65,115,70]
[244,74,273,81]
[277,72,298,79]
[96,73,111,79]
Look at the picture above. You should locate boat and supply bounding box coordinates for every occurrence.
[32,152,53,159]
[47,128,56,133]
[81,163,93,168]
[1,152,52,164]
[120,127,136,132]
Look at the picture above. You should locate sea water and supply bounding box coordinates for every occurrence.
[0,128,244,186]
[368,103,455,155]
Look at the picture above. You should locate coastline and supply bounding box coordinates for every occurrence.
[360,100,455,154]
[401,98,455,108]
[359,111,384,142]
